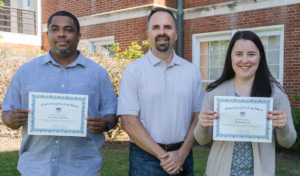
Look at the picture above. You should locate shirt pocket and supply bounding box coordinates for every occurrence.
[67,81,97,96]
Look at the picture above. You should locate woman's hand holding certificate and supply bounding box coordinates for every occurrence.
[198,110,218,128]
[198,97,287,143]
[212,96,273,143]
[268,110,288,129]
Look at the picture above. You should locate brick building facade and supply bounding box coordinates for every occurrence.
[40,0,300,107]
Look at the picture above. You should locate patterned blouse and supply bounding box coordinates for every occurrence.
[230,93,254,176]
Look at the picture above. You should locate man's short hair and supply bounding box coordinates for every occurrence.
[47,11,80,34]
[147,7,177,31]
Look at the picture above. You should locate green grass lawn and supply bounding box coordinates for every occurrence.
[0,151,19,176]
[0,147,299,176]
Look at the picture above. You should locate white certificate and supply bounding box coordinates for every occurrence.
[213,96,273,143]
[28,92,88,137]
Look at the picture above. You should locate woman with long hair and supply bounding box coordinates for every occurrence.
[194,31,297,175]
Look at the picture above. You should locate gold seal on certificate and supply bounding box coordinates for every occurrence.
[28,92,88,137]
[213,96,273,143]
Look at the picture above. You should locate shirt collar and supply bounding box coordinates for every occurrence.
[43,50,86,68]
[146,49,182,66]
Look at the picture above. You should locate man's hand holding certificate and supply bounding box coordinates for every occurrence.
[28,92,88,137]
[213,96,273,143]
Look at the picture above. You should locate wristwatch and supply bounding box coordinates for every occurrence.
[105,120,111,131]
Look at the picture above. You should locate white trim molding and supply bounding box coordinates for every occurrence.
[184,0,300,20]
[42,4,177,32]
[78,36,114,53]
[192,25,285,85]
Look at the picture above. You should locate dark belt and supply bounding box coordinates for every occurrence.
[158,141,183,152]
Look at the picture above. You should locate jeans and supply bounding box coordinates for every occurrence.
[129,143,194,176]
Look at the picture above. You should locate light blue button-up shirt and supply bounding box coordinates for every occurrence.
[2,51,117,176]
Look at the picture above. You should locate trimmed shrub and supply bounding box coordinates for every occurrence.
[0,44,45,110]
[0,44,45,138]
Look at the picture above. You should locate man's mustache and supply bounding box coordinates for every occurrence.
[155,34,170,42]
[55,39,69,43]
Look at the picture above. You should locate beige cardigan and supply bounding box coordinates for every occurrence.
[194,79,297,176]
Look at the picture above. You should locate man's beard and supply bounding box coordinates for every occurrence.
[55,48,72,54]
[54,39,72,54]
[155,34,170,52]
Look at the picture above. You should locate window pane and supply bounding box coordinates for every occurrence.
[200,55,209,67]
[210,67,219,80]
[108,44,115,57]
[200,68,209,80]
[101,45,108,56]
[201,42,209,54]
[220,67,224,75]
[220,40,230,53]
[268,50,280,64]
[210,54,219,67]
[220,54,226,66]
[210,41,219,53]
[268,35,280,50]
[94,45,101,53]
[78,44,85,51]
[268,65,279,79]
[259,36,267,50]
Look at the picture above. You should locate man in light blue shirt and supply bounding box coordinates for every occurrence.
[1,11,117,176]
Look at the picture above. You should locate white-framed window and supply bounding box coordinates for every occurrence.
[78,36,115,58]
[94,43,114,58]
[192,25,284,89]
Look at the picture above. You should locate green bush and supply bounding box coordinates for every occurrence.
[109,40,151,60]
[292,95,300,149]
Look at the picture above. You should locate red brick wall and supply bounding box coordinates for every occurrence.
[42,0,177,24]
[154,0,177,8]
[184,4,300,108]
[42,0,154,23]
[43,16,149,53]
[42,32,49,51]
[184,0,232,9]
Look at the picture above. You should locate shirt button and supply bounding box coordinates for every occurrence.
[167,77,169,79]
[62,85,64,87]
[56,141,58,144]
[52,159,55,161]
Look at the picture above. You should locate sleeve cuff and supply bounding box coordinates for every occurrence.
[99,109,117,117]
[193,106,202,113]
[1,106,13,111]
[117,109,139,116]
[194,121,210,136]
[278,124,291,137]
